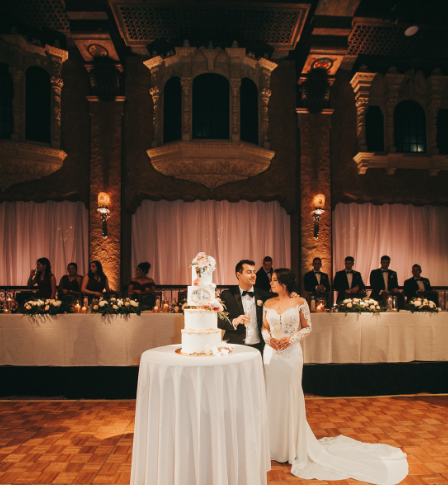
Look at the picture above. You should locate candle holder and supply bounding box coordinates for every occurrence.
[312,194,325,240]
[97,192,111,239]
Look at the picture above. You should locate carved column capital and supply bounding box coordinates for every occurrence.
[50,77,64,147]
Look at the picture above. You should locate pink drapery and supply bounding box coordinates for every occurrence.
[333,203,448,286]
[132,199,291,285]
[0,201,89,286]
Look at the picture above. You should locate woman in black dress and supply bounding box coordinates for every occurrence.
[81,260,111,301]
[27,257,56,299]
[128,262,157,305]
[59,263,83,301]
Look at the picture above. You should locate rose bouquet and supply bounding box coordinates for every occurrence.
[181,298,230,323]
[335,297,383,314]
[406,297,441,313]
[21,299,72,315]
[190,252,216,269]
[90,297,141,316]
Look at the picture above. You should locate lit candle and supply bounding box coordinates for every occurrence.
[163,303,169,313]
[81,306,87,314]
[75,304,81,314]
[153,306,159,313]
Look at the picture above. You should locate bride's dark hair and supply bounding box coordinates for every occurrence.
[274,268,297,294]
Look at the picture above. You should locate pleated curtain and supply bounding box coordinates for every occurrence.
[132,200,291,285]
[0,201,89,285]
[333,203,448,286]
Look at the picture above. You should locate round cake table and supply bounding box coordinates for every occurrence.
[130,344,270,485]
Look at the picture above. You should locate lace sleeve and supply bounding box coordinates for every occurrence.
[261,306,271,346]
[289,301,312,343]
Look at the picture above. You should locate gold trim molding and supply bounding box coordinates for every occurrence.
[147,141,275,190]
[0,141,67,191]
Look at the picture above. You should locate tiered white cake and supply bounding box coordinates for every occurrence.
[181,253,222,354]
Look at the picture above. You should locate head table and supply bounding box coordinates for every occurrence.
[0,312,447,366]
[130,344,270,485]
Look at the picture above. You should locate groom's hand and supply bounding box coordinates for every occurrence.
[234,315,250,327]
[290,292,299,298]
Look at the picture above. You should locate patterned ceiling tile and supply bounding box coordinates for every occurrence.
[6,0,69,32]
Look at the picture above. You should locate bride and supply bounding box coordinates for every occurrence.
[262,268,408,485]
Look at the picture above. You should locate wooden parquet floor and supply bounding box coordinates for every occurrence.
[0,395,447,485]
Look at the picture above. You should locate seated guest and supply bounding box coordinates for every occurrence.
[304,257,330,294]
[370,255,399,303]
[81,260,111,301]
[255,256,273,292]
[27,257,56,299]
[404,264,433,300]
[128,262,157,306]
[59,263,83,300]
[333,256,365,303]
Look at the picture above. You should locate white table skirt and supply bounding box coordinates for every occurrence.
[0,311,447,366]
[130,344,270,485]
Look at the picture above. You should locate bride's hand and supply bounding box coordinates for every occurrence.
[277,337,291,350]
[269,338,281,351]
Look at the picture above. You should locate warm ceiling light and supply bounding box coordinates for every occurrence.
[404,25,419,36]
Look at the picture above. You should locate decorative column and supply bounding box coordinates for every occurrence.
[384,68,404,153]
[260,88,271,149]
[296,108,333,296]
[87,96,125,292]
[9,66,24,142]
[50,76,63,148]
[149,86,161,148]
[230,79,241,142]
[349,71,376,152]
[427,69,445,156]
[180,77,192,141]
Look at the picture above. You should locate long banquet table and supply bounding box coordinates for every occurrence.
[0,311,447,366]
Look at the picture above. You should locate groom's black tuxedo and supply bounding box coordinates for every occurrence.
[219,286,272,349]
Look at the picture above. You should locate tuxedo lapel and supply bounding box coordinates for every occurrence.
[254,288,264,328]
[233,286,244,316]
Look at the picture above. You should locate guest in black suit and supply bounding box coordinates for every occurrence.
[304,257,330,294]
[369,255,399,303]
[333,256,365,303]
[404,264,432,300]
[220,260,272,353]
[255,256,273,292]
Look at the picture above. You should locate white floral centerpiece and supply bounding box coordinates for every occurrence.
[91,297,141,316]
[406,297,441,313]
[21,299,71,315]
[335,297,383,314]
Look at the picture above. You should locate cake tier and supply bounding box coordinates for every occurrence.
[181,328,221,354]
[184,309,218,330]
[191,266,216,288]
[187,286,216,306]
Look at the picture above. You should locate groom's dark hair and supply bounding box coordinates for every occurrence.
[235,259,255,275]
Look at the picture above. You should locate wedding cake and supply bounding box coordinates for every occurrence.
[181,252,223,354]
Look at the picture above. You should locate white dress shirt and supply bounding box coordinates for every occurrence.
[233,286,260,345]
[382,270,389,291]
[416,278,425,291]
[346,271,353,289]
[314,271,321,286]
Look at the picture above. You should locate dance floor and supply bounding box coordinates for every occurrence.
[0,395,447,485]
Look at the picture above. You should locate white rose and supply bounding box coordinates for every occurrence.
[130,300,139,307]
[117,300,123,307]
[99,300,107,307]
[353,298,360,303]
[437,308,442,312]
[359,302,365,307]
[343,299,350,304]
[53,301,61,307]
[370,305,375,310]
[112,305,118,310]
[429,301,435,308]
[414,301,421,307]
[346,303,353,308]
[376,305,380,310]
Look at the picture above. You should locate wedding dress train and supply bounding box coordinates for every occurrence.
[262,302,408,485]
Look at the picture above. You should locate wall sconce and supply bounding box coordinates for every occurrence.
[97,192,111,239]
[312,194,325,240]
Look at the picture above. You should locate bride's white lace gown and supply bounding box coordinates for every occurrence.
[262,301,408,485]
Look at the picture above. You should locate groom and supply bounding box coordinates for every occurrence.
[219,259,272,353]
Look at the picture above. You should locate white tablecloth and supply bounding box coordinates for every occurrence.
[0,312,447,365]
[303,311,448,363]
[130,344,270,485]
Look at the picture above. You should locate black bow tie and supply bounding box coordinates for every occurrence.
[415,277,422,281]
[242,291,255,298]
[346,271,353,274]
[314,271,321,274]
[382,270,389,273]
